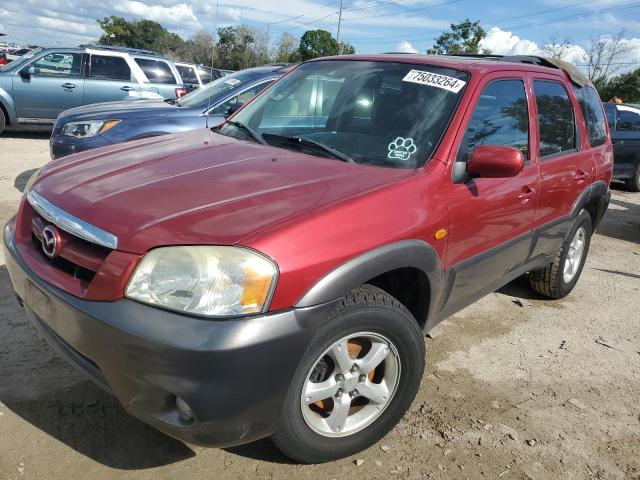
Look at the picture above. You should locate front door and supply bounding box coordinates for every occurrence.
[528,75,595,258]
[12,51,85,120]
[443,74,540,314]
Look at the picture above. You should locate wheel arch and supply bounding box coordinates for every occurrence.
[571,180,610,230]
[294,240,443,330]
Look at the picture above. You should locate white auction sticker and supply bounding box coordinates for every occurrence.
[402,69,466,93]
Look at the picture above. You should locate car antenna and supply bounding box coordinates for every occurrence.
[206,2,219,137]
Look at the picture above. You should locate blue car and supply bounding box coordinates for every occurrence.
[50,65,290,159]
[0,45,186,135]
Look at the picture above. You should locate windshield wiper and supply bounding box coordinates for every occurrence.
[225,120,267,145]
[262,133,354,163]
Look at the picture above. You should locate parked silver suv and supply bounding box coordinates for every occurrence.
[0,45,186,134]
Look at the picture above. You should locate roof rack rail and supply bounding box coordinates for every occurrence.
[80,44,159,56]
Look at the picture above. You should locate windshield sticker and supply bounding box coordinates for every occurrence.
[225,78,241,86]
[402,69,466,93]
[388,137,417,161]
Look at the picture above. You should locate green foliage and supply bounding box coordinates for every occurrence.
[216,25,260,71]
[298,29,355,61]
[429,19,490,55]
[598,69,640,103]
[97,16,185,53]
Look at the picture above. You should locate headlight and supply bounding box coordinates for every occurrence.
[61,120,120,138]
[125,246,277,316]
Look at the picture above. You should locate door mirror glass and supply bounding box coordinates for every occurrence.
[226,101,244,117]
[466,145,524,178]
[20,65,35,77]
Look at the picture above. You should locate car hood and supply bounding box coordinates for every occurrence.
[59,100,200,121]
[32,129,411,254]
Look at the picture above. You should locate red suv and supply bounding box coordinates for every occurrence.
[5,54,612,463]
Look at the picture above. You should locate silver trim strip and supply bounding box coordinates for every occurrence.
[26,191,118,250]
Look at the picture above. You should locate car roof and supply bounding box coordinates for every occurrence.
[310,53,588,85]
[37,45,173,61]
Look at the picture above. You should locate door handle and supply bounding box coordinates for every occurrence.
[121,86,135,92]
[574,171,589,182]
[61,83,76,89]
[518,186,536,204]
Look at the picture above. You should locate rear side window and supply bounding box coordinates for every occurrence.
[458,79,529,162]
[534,80,576,158]
[574,86,607,147]
[89,55,132,81]
[177,65,198,84]
[617,105,640,132]
[135,58,177,84]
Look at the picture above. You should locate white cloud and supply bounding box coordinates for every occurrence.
[113,1,199,28]
[36,16,99,35]
[480,27,541,56]
[396,40,418,53]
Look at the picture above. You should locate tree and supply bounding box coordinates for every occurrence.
[216,25,259,70]
[429,19,489,55]
[543,37,573,61]
[182,31,217,66]
[97,16,186,54]
[599,69,640,103]
[298,29,354,61]
[582,31,632,90]
[274,32,299,63]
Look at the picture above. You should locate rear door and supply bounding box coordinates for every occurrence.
[610,104,640,179]
[443,73,540,312]
[12,51,85,120]
[528,74,594,257]
[84,54,141,103]
[133,57,181,99]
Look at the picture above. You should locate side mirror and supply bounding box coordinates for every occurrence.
[225,102,244,118]
[20,66,35,77]
[466,145,525,179]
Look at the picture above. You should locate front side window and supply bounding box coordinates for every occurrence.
[177,70,262,109]
[617,105,640,132]
[31,52,82,77]
[135,58,177,84]
[534,80,576,158]
[89,55,132,81]
[574,86,607,147]
[221,61,469,169]
[210,81,272,115]
[458,79,529,162]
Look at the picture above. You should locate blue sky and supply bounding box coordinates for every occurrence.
[1,0,639,70]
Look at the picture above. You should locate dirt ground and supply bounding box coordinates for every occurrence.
[0,131,638,480]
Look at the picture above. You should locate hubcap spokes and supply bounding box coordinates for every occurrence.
[301,333,401,437]
[563,227,586,283]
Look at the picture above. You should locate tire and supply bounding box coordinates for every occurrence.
[624,163,640,192]
[529,210,592,299]
[271,285,425,464]
[0,108,6,136]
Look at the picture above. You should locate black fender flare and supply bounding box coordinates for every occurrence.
[294,240,444,320]
[571,180,610,229]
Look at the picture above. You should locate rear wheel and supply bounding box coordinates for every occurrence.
[0,109,6,136]
[625,164,640,192]
[529,210,592,299]
[271,285,425,464]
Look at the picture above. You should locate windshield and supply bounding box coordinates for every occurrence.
[219,60,468,168]
[178,69,262,109]
[1,47,43,72]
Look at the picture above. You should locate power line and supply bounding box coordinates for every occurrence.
[344,0,463,21]
[344,0,413,12]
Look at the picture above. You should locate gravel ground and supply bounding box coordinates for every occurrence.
[0,132,638,480]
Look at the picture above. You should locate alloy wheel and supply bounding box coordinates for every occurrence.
[563,226,586,283]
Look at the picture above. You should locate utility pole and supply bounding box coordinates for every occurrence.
[337,0,344,55]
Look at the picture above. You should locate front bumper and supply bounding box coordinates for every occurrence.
[4,218,333,447]
[50,132,114,159]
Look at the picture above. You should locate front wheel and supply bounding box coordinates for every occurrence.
[529,210,592,299]
[271,285,425,464]
[0,109,6,136]
[625,163,640,192]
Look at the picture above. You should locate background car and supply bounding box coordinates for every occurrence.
[0,52,8,66]
[0,45,186,135]
[175,62,223,92]
[50,64,290,158]
[604,102,640,191]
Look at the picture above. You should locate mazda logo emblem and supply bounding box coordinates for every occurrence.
[42,225,62,259]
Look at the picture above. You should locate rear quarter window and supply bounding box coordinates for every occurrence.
[574,86,607,147]
[533,80,576,158]
[135,58,178,84]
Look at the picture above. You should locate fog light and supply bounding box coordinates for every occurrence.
[176,396,194,422]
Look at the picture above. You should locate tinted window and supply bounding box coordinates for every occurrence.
[574,86,607,147]
[210,81,272,115]
[89,55,132,81]
[227,61,469,169]
[135,58,177,84]
[605,105,617,131]
[177,65,198,84]
[534,80,576,158]
[459,79,529,162]
[617,105,640,132]
[198,68,219,84]
[178,70,262,109]
[32,52,82,77]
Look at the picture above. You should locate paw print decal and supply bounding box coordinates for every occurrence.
[388,137,417,161]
